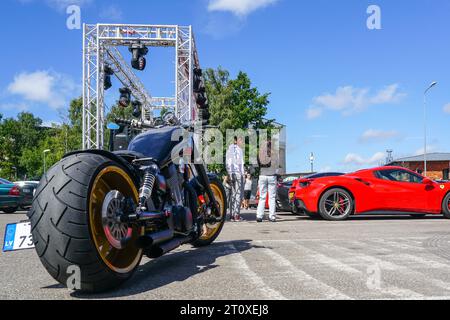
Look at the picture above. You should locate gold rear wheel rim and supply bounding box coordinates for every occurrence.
[89,166,143,274]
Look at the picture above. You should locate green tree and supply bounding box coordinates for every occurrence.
[0,112,48,180]
[204,67,274,174]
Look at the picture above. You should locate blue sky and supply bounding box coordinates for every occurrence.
[1,0,450,173]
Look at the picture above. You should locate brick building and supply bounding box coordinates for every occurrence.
[389,153,450,180]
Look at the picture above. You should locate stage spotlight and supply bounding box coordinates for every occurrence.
[104,65,114,90]
[119,87,131,108]
[132,100,142,118]
[129,43,149,71]
[193,68,203,93]
[196,92,207,107]
[199,108,210,123]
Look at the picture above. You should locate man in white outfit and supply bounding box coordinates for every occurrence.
[257,137,280,223]
[226,136,245,222]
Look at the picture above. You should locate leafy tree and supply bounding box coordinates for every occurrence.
[0,112,47,180]
[0,67,276,180]
[204,67,274,175]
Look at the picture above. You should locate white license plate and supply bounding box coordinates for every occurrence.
[3,221,35,252]
[23,189,31,193]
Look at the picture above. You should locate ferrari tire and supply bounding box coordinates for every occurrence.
[442,193,450,219]
[28,153,143,293]
[318,188,354,221]
[3,207,18,214]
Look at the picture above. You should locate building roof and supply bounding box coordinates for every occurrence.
[391,153,450,163]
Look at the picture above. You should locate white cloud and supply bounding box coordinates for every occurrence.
[443,103,450,114]
[99,4,123,21]
[344,152,386,166]
[360,129,400,143]
[309,84,406,118]
[306,106,323,120]
[208,0,278,17]
[7,70,79,110]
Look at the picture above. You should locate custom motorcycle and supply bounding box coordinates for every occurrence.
[28,113,227,293]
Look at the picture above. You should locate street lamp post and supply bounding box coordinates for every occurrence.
[423,81,438,176]
[310,152,315,173]
[43,149,51,175]
[12,166,17,181]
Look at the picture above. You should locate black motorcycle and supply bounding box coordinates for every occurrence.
[28,113,227,293]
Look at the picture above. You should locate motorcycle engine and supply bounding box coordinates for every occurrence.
[171,206,193,233]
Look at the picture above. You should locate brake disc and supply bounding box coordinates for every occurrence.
[101,191,133,249]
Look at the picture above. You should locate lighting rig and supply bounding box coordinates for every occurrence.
[82,24,208,150]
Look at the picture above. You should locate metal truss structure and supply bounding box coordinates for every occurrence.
[82,24,201,150]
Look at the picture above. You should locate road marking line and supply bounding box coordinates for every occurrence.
[289,240,428,299]
[368,238,425,251]
[392,253,450,270]
[255,241,351,300]
[225,244,287,300]
[231,237,428,243]
[323,241,450,295]
[266,239,361,275]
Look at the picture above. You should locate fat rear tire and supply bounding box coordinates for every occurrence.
[28,153,142,293]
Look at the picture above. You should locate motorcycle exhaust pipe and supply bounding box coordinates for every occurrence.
[146,236,193,259]
[136,229,174,249]
[124,211,166,223]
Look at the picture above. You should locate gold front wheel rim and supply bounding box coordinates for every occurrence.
[89,166,143,274]
[200,183,225,241]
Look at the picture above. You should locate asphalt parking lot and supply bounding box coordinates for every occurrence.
[2,210,450,300]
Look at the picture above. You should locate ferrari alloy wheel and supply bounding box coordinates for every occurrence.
[443,193,450,219]
[318,188,354,221]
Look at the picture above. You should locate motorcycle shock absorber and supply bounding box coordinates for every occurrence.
[138,164,158,211]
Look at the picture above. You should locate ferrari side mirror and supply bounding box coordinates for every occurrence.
[423,178,433,185]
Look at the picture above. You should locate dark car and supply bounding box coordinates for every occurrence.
[276,174,305,212]
[14,181,40,210]
[0,178,22,213]
[255,174,308,213]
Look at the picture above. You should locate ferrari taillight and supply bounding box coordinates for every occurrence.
[9,186,20,196]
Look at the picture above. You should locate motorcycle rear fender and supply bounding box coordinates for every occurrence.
[63,150,141,186]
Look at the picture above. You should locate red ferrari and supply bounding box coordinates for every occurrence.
[292,166,450,221]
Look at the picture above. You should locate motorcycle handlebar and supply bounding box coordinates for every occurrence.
[114,118,217,131]
[114,118,154,129]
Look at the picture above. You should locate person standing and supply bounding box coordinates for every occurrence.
[257,138,280,223]
[222,175,232,220]
[226,136,245,222]
[243,174,253,210]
